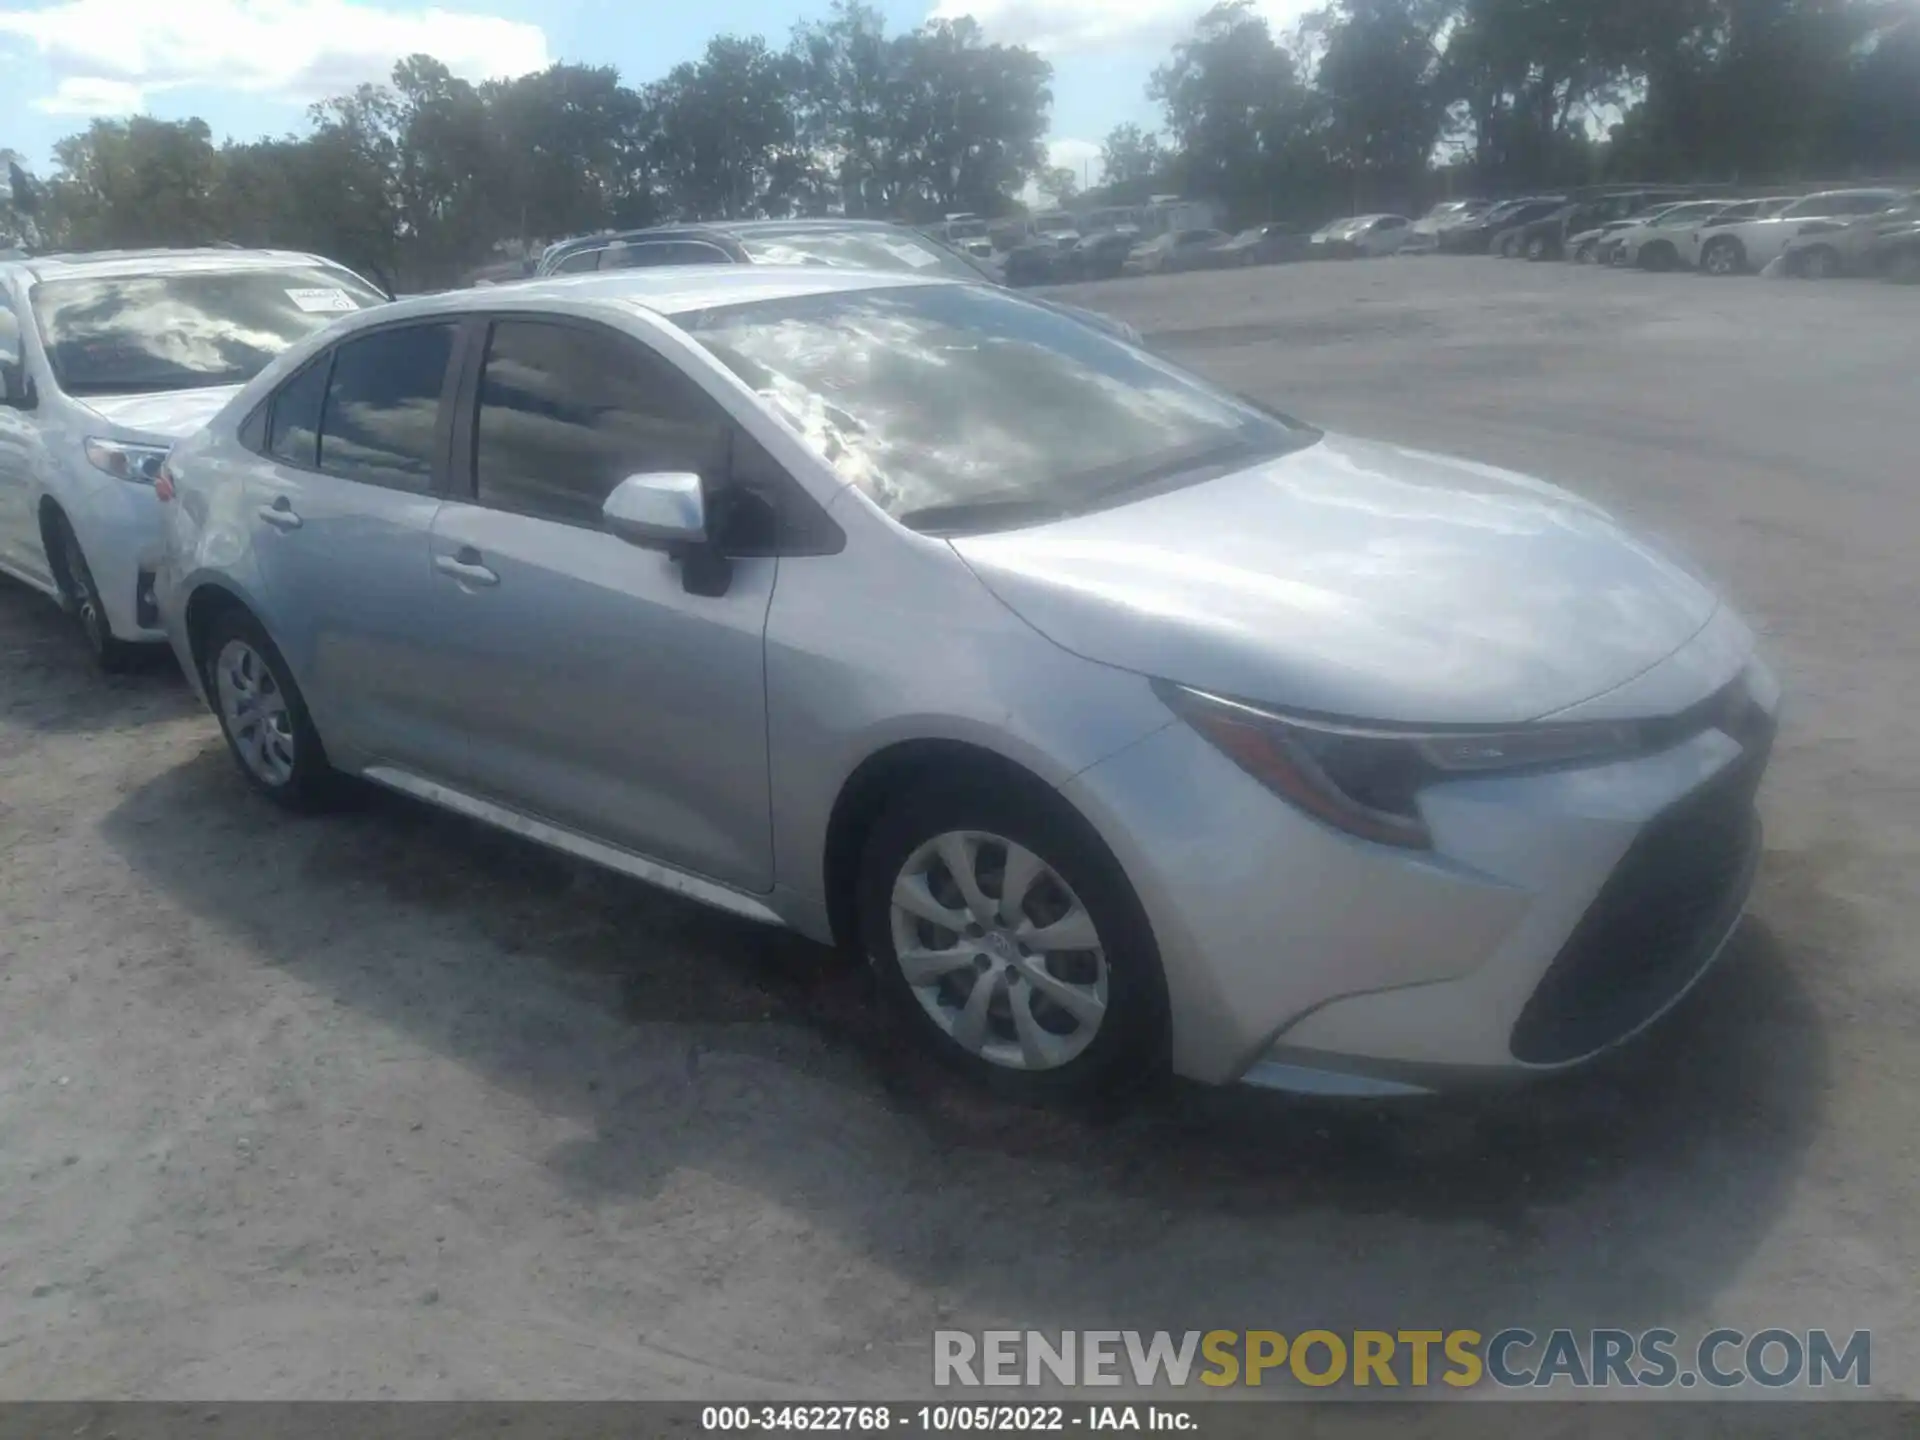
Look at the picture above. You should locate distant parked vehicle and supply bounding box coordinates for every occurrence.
[1444,198,1566,255]
[1607,200,1741,270]
[1058,229,1139,282]
[1865,217,1920,282]
[1402,200,1489,254]
[1681,198,1799,272]
[1310,215,1413,258]
[1688,189,1909,277]
[1000,243,1060,288]
[1124,228,1232,275]
[0,247,387,667]
[1029,211,1083,254]
[1767,193,1920,279]
[1514,190,1695,262]
[1212,224,1309,267]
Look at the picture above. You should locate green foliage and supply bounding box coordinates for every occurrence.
[4,0,1913,277]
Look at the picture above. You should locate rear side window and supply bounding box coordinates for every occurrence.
[317,324,454,491]
[601,241,734,269]
[471,319,730,527]
[267,357,328,467]
[553,249,602,274]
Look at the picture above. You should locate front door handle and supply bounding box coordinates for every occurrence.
[258,497,302,531]
[434,547,499,587]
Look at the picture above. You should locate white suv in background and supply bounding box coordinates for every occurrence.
[1691,189,1908,277]
[0,249,385,666]
[1682,198,1798,271]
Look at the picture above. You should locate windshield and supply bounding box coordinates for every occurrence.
[683,283,1315,534]
[734,228,988,283]
[30,265,385,395]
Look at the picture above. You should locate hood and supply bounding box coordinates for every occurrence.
[78,385,242,443]
[950,435,1721,725]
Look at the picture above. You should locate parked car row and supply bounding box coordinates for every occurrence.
[1448,185,1920,281]
[1,239,1780,1111]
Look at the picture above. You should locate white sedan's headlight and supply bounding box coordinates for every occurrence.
[84,438,172,485]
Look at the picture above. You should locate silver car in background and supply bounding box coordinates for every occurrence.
[157,267,1777,1103]
[0,249,386,666]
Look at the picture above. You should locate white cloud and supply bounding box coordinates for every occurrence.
[929,0,1319,55]
[0,0,551,117]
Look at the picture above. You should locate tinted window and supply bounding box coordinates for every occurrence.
[317,324,453,490]
[472,320,730,528]
[268,357,329,467]
[27,266,386,396]
[553,249,602,274]
[686,283,1314,534]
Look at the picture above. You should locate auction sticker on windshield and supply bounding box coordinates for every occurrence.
[286,287,361,313]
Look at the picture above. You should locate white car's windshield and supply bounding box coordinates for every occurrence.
[685,284,1315,534]
[733,228,988,283]
[30,266,385,395]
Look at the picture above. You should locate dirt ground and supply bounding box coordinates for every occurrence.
[2,257,1916,1400]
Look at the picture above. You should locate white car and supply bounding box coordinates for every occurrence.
[1607,201,1739,270]
[1690,189,1909,277]
[1767,193,1920,279]
[1310,215,1414,258]
[1681,198,1798,270]
[0,248,386,666]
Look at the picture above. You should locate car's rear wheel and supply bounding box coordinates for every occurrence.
[1525,234,1549,261]
[1700,236,1745,276]
[857,777,1167,1104]
[203,609,339,811]
[47,511,134,672]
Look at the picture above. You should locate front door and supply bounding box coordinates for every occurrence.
[246,321,465,774]
[428,317,776,892]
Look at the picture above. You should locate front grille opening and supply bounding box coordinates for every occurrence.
[1510,734,1770,1066]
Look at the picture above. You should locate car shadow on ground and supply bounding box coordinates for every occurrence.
[0,581,195,738]
[99,726,1836,1339]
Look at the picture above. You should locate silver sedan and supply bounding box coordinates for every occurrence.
[157,267,1778,1103]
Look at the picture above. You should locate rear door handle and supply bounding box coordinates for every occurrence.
[258,498,302,531]
[434,548,499,587]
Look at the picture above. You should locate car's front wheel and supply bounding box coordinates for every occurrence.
[1525,234,1549,261]
[47,512,135,672]
[1798,245,1841,280]
[203,609,338,811]
[1700,236,1745,276]
[857,777,1167,1103]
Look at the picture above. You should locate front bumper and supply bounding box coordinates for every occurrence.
[63,467,168,642]
[1062,648,1779,1092]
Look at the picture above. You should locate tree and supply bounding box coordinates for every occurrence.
[646,36,820,221]
[1099,124,1167,188]
[1151,2,1314,225]
[888,18,1054,217]
[1307,0,1451,200]
[47,117,223,249]
[791,1,899,214]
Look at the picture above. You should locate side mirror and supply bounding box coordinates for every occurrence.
[602,471,707,551]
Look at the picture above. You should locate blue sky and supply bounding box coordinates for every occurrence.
[0,0,1314,183]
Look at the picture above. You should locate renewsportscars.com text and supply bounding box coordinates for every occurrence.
[933,1328,1870,1391]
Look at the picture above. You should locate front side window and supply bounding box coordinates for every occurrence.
[684,283,1314,534]
[553,249,603,274]
[472,320,730,528]
[317,323,454,491]
[733,228,988,282]
[27,265,386,396]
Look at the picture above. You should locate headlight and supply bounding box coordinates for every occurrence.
[1156,683,1646,851]
[85,438,172,485]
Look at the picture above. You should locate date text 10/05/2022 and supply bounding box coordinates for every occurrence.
[702,1406,1195,1432]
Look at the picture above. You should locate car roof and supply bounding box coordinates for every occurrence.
[380,264,945,321]
[12,247,340,283]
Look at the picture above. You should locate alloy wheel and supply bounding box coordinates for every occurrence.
[214,638,298,788]
[888,830,1109,1072]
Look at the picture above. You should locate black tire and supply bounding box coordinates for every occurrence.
[1700,236,1745,277]
[47,510,135,672]
[201,607,339,812]
[856,775,1169,1105]
[1525,234,1549,261]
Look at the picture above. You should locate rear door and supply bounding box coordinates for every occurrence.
[246,320,465,773]
[425,315,780,890]
[0,282,51,585]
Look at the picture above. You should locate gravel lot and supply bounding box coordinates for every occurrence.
[2,256,1916,1400]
